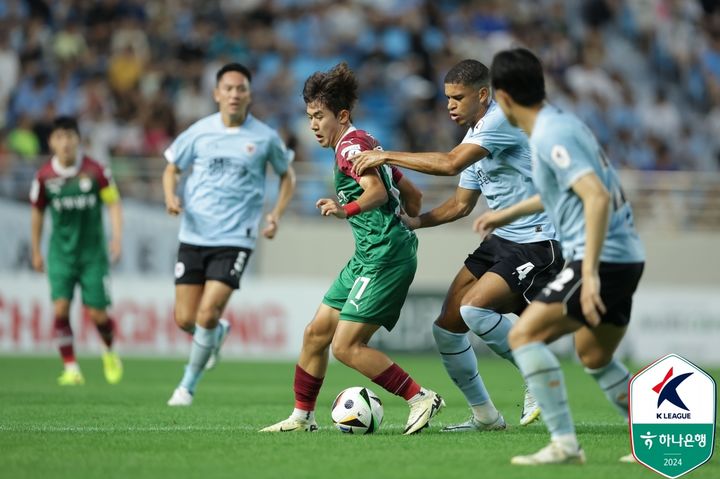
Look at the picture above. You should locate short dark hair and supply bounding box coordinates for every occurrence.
[51,116,80,134]
[444,59,489,88]
[302,62,358,116]
[490,48,546,106]
[216,63,252,84]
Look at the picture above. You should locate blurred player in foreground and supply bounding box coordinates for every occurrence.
[163,63,295,406]
[476,48,645,465]
[352,59,563,430]
[30,116,123,386]
[260,62,444,435]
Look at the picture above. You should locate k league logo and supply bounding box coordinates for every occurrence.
[654,367,692,417]
[629,354,716,478]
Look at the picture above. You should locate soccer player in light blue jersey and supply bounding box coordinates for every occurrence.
[476,48,645,465]
[162,63,296,406]
[352,60,564,431]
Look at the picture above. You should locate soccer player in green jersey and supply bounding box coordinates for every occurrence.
[30,116,123,386]
[261,63,444,435]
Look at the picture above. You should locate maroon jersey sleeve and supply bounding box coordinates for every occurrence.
[29,164,51,209]
[390,165,403,183]
[335,130,381,182]
[83,157,112,189]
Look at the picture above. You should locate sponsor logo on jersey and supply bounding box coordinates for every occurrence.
[45,178,65,194]
[52,194,97,212]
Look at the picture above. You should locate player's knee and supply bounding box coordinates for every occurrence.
[195,304,221,328]
[303,322,332,351]
[577,348,612,370]
[174,310,196,332]
[86,308,108,324]
[330,340,353,366]
[460,288,491,309]
[434,313,468,333]
[53,301,71,318]
[508,323,528,350]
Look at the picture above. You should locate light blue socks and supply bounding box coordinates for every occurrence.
[460,305,515,363]
[586,358,631,419]
[432,323,490,407]
[513,341,575,438]
[179,324,217,393]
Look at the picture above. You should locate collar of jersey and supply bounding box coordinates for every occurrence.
[51,153,83,178]
[472,100,496,132]
[220,112,253,133]
[334,124,357,154]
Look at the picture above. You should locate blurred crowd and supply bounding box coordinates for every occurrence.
[1,0,720,203]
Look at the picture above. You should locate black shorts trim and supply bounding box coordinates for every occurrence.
[464,235,564,304]
[534,261,645,327]
[174,242,253,290]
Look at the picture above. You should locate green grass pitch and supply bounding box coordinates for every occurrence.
[1,355,717,479]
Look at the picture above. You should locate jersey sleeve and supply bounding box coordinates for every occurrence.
[267,131,294,176]
[537,132,594,191]
[457,165,482,190]
[164,128,196,171]
[29,172,47,210]
[390,165,403,184]
[461,113,517,157]
[335,137,368,182]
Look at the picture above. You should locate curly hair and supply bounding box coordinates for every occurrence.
[302,62,358,116]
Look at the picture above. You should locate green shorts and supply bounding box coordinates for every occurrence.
[322,255,417,331]
[47,257,111,309]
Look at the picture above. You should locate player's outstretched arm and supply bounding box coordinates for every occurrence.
[30,206,45,272]
[473,194,544,238]
[395,175,422,217]
[263,165,296,239]
[406,187,481,230]
[352,143,488,177]
[162,163,182,216]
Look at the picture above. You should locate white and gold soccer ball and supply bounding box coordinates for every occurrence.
[331,386,384,434]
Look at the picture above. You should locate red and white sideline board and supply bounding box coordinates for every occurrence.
[0,274,326,359]
[1,275,720,365]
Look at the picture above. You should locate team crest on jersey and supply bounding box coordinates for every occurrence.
[79,176,92,192]
[245,143,256,155]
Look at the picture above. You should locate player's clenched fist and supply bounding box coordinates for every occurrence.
[316,198,346,218]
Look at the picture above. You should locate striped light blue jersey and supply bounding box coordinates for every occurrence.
[459,100,556,243]
[530,104,644,263]
[164,112,293,249]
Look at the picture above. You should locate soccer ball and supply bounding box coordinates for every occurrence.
[331,386,384,434]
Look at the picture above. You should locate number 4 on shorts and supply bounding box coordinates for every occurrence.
[515,262,535,281]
